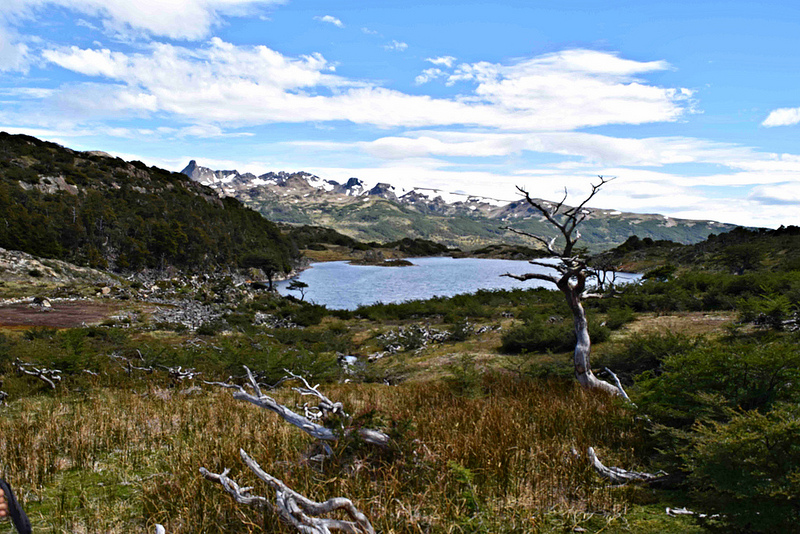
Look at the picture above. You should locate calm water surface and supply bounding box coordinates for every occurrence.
[276,257,640,310]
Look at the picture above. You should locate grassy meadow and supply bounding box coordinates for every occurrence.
[0,262,798,533]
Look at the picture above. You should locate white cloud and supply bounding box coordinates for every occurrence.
[361,27,378,35]
[748,182,800,206]
[358,130,749,168]
[426,55,456,68]
[447,49,691,128]
[414,68,444,85]
[37,43,692,132]
[0,0,284,40]
[314,15,343,28]
[0,25,29,72]
[762,107,800,127]
[384,40,408,51]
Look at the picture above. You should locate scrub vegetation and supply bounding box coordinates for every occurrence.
[1,228,798,533]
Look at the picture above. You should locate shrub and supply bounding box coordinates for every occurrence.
[597,331,699,381]
[444,355,484,398]
[634,339,800,430]
[684,404,800,533]
[604,306,636,330]
[196,319,227,336]
[500,316,609,354]
[448,319,474,342]
[737,294,795,330]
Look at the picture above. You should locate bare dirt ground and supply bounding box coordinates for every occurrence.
[0,301,121,329]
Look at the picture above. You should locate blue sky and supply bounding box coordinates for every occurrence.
[2,0,800,227]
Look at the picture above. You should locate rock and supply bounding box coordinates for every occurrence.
[30,296,52,311]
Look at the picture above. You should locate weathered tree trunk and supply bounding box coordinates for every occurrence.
[557,274,619,395]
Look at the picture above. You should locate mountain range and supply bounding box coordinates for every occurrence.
[182,161,738,252]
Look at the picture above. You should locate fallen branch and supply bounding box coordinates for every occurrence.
[14,359,61,389]
[587,447,659,484]
[286,370,347,419]
[109,353,154,374]
[201,448,375,534]
[161,365,201,381]
[216,366,389,447]
[666,507,719,519]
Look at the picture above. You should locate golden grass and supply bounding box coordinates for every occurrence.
[0,375,640,533]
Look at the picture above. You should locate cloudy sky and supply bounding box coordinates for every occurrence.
[1,0,799,227]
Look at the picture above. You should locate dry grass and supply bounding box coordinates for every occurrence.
[0,375,641,533]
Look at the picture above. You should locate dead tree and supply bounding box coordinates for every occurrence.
[502,176,626,396]
[201,449,375,534]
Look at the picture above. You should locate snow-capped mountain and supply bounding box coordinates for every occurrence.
[180,160,512,216]
[180,160,736,251]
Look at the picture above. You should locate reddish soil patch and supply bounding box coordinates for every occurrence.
[0,301,119,329]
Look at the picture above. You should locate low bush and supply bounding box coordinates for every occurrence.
[684,404,800,533]
[596,331,699,382]
[634,338,800,430]
[500,315,609,354]
[604,306,636,330]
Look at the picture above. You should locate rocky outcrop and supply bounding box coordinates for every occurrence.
[0,247,118,284]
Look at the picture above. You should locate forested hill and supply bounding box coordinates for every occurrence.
[0,133,294,273]
[597,225,800,273]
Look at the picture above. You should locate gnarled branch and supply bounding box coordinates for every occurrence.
[588,447,659,484]
[14,359,61,389]
[215,366,389,447]
[202,449,376,534]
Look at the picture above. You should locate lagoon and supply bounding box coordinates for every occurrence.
[276,257,640,310]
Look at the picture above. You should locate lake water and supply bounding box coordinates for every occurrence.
[275,257,641,310]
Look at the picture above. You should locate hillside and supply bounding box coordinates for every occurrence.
[182,161,738,252]
[0,133,294,273]
[596,225,800,274]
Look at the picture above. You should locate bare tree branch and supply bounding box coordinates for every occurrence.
[602,368,632,403]
[14,359,61,389]
[286,370,347,419]
[503,226,558,255]
[588,447,658,484]
[213,366,390,447]
[202,449,376,534]
[501,272,560,285]
[160,365,201,381]
[109,353,154,374]
[199,466,270,508]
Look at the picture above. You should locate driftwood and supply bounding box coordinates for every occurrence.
[13,359,61,389]
[201,449,375,534]
[110,352,155,374]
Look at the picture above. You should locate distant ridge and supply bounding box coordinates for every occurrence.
[181,161,738,252]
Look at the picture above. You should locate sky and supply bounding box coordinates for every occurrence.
[1,0,800,228]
